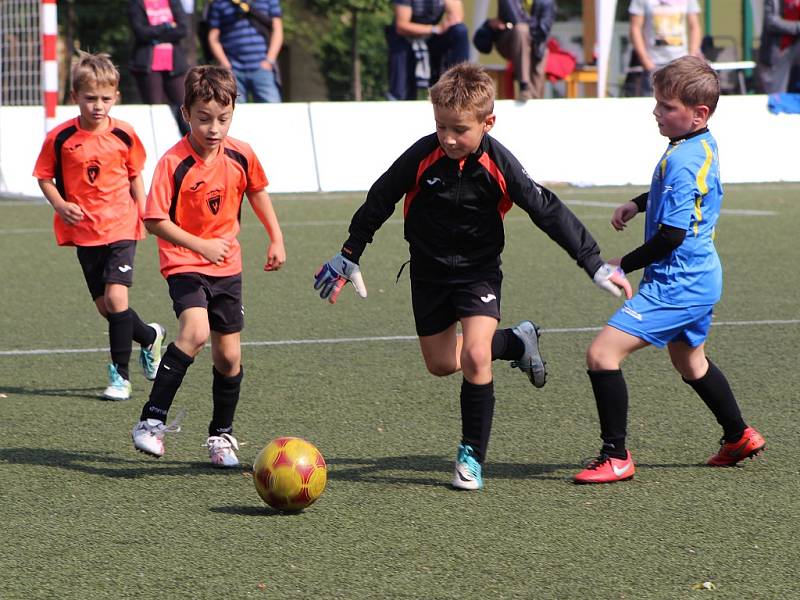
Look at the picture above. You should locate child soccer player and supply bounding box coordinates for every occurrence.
[573,56,765,485]
[131,65,285,467]
[33,51,165,401]
[313,62,631,490]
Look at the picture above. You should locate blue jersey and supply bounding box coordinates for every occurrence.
[207,0,282,71]
[640,129,723,306]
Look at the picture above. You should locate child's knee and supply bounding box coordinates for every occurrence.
[586,340,610,371]
[424,356,457,377]
[460,345,491,375]
[178,327,210,356]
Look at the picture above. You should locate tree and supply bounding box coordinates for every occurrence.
[306,0,391,101]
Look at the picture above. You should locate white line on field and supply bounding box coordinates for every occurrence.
[1,319,797,357]
[0,201,776,236]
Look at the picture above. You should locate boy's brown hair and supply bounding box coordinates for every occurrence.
[183,65,238,112]
[429,62,495,120]
[653,55,720,116]
[71,51,119,93]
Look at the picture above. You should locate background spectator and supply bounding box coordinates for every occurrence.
[758,0,800,94]
[626,0,701,97]
[206,0,284,103]
[386,0,470,100]
[489,0,557,100]
[128,0,191,135]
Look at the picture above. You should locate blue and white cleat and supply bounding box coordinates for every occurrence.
[510,320,547,388]
[102,363,131,401]
[452,443,483,490]
[139,323,165,381]
[205,433,240,468]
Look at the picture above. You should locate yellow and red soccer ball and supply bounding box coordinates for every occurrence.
[253,437,327,512]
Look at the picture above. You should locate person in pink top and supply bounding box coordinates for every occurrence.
[128,0,191,135]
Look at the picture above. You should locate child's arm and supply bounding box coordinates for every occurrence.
[130,174,147,219]
[611,192,648,231]
[247,188,286,272]
[38,178,84,225]
[145,218,232,265]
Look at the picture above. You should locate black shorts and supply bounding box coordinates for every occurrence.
[410,275,502,337]
[167,272,244,334]
[76,240,138,300]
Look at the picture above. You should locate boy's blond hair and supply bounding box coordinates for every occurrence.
[429,63,495,120]
[183,65,238,112]
[71,51,119,93]
[653,55,720,116]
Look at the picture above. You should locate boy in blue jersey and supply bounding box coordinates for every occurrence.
[574,56,766,484]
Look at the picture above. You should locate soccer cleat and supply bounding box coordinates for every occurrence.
[574,451,635,484]
[139,323,166,381]
[510,320,547,388]
[204,433,240,468]
[132,411,184,458]
[452,443,483,490]
[707,427,766,467]
[102,363,131,401]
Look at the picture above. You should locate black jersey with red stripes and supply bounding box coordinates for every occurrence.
[342,133,604,281]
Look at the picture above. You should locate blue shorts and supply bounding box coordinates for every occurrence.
[608,293,713,348]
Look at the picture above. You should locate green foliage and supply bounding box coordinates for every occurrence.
[314,9,392,101]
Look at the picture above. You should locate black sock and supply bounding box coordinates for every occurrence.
[141,343,193,422]
[107,309,133,380]
[588,369,628,458]
[683,360,746,442]
[491,328,524,361]
[130,308,156,347]
[460,378,495,463]
[209,366,243,437]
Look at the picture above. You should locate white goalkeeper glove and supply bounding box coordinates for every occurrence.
[593,263,633,299]
[313,253,368,304]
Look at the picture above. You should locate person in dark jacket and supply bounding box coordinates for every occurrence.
[758,0,800,93]
[128,0,190,135]
[313,63,631,492]
[489,0,557,100]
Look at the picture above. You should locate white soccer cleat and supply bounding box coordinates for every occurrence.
[102,363,131,401]
[452,443,483,490]
[510,320,547,388]
[204,433,240,468]
[132,415,182,458]
[139,323,166,381]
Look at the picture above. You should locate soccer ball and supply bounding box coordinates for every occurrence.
[253,437,327,512]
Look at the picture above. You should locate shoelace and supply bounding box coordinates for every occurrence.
[148,408,185,437]
[584,454,612,471]
[203,434,238,451]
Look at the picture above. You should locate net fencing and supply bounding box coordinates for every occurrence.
[0,0,41,107]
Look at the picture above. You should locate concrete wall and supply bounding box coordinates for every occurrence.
[2,95,798,199]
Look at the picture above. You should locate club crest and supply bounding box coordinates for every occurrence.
[86,160,100,183]
[206,189,222,215]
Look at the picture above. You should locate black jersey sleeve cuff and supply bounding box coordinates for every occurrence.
[620,224,686,273]
[631,192,648,213]
[341,238,366,264]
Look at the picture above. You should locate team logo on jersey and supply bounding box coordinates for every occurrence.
[206,189,222,215]
[86,160,101,183]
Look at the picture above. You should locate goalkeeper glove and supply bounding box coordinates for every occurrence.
[313,253,368,304]
[593,263,633,299]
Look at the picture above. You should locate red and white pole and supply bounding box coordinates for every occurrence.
[41,0,58,132]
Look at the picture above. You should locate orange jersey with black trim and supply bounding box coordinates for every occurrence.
[144,136,268,278]
[32,117,146,246]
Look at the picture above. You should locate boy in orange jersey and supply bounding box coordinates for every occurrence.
[132,65,285,467]
[33,51,165,401]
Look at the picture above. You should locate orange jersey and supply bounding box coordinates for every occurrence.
[33,117,146,246]
[145,136,268,278]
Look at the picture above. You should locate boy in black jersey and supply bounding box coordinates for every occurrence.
[314,62,631,490]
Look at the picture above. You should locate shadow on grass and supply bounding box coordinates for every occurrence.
[210,505,306,517]
[326,455,578,486]
[0,385,103,401]
[0,446,247,479]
